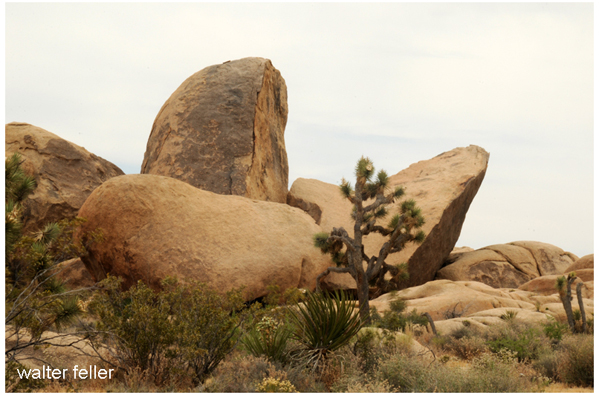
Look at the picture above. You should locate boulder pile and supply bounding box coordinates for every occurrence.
[6,57,592,313]
[371,253,593,331]
[436,241,579,288]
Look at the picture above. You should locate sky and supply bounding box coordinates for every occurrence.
[5,2,594,257]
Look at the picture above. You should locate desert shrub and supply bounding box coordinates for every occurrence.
[447,335,489,360]
[362,346,536,393]
[87,276,245,386]
[287,290,363,372]
[375,352,434,392]
[351,327,414,373]
[556,334,593,387]
[533,350,560,381]
[5,361,47,392]
[543,317,570,342]
[256,376,297,393]
[202,354,272,392]
[453,350,532,392]
[485,321,551,362]
[87,276,175,378]
[205,353,324,393]
[449,322,482,340]
[351,327,381,373]
[370,299,429,332]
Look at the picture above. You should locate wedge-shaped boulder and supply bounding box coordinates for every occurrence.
[436,241,579,288]
[288,145,489,289]
[141,57,289,203]
[5,122,125,233]
[77,174,329,300]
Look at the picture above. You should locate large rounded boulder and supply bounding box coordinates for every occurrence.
[436,241,579,288]
[141,57,289,203]
[5,122,124,233]
[77,174,329,300]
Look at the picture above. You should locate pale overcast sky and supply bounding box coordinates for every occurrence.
[5,3,594,257]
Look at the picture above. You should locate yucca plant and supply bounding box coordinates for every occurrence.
[288,290,363,371]
[242,316,292,364]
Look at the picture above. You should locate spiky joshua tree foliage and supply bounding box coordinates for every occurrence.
[313,157,425,321]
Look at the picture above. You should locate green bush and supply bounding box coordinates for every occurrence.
[556,334,593,387]
[375,352,433,392]
[485,322,550,362]
[88,276,245,386]
[351,327,414,374]
[370,299,429,332]
[543,318,570,342]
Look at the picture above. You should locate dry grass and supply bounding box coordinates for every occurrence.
[544,382,594,393]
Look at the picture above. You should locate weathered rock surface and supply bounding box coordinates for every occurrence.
[370,280,535,321]
[436,241,579,288]
[434,307,559,335]
[370,279,594,324]
[518,269,594,298]
[141,57,289,203]
[77,174,329,301]
[288,145,489,289]
[564,253,594,273]
[5,122,125,233]
[6,326,104,372]
[55,258,96,289]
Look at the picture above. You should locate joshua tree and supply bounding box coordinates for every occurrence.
[313,157,425,321]
[556,272,577,332]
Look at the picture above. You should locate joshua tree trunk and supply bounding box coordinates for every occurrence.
[557,273,577,332]
[421,312,437,336]
[576,282,587,333]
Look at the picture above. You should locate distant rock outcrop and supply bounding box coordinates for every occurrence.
[369,279,594,324]
[436,241,579,288]
[141,57,289,203]
[564,253,593,273]
[77,174,330,301]
[5,122,124,233]
[287,145,490,289]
